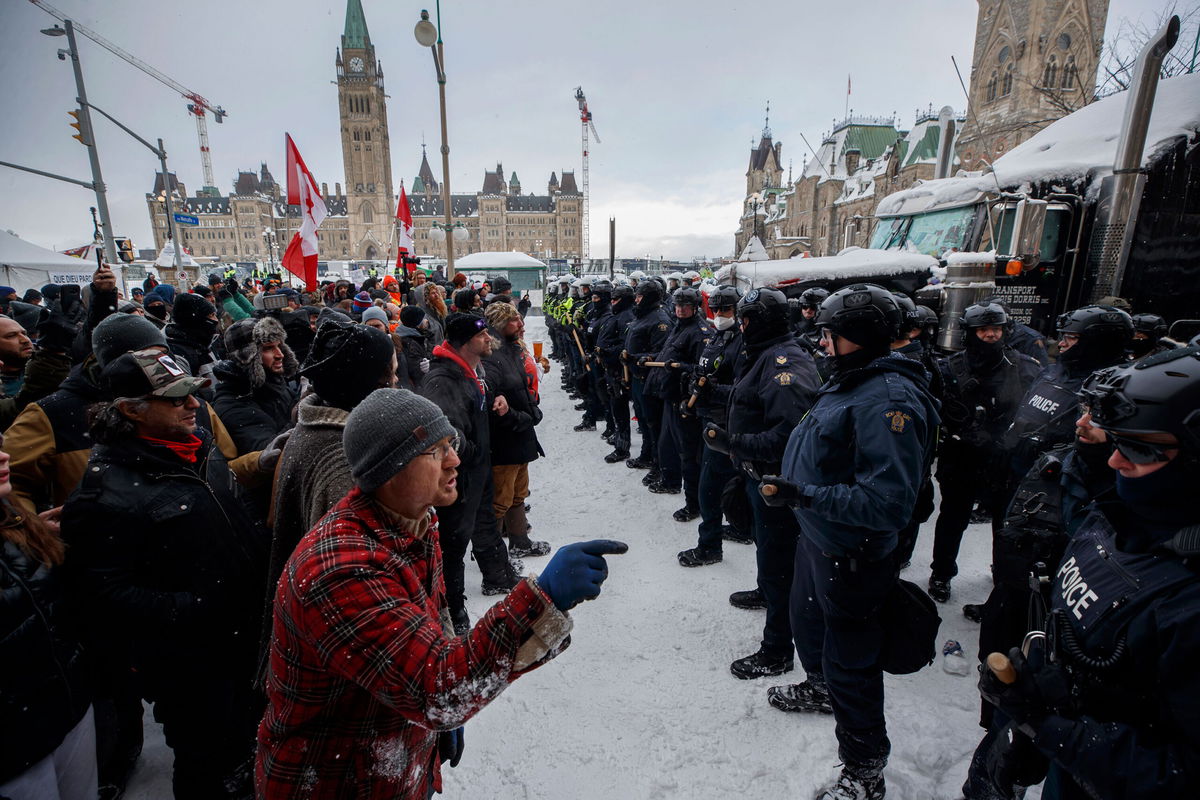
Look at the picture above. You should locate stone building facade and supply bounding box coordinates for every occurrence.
[956,0,1109,170]
[145,0,582,266]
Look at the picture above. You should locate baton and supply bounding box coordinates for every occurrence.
[571,328,591,372]
[642,361,680,368]
[686,375,707,409]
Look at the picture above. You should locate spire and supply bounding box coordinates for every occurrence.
[416,144,438,193]
[762,100,772,140]
[343,0,370,50]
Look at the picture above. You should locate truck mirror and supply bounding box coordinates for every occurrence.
[1011,199,1048,267]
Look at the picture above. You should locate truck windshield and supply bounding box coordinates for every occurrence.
[869,206,977,257]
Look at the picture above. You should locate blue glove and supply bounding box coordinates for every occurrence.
[538,539,629,611]
[439,727,464,767]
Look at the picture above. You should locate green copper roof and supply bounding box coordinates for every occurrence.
[840,124,900,161]
[510,172,520,185]
[904,126,941,167]
[343,0,370,50]
[412,175,426,193]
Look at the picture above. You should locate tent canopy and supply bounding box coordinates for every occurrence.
[454,251,547,270]
[0,229,96,292]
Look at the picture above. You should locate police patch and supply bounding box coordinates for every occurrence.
[884,410,912,433]
[774,372,793,385]
[657,323,668,331]
[775,355,787,365]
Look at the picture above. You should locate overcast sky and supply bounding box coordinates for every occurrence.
[0,0,1179,260]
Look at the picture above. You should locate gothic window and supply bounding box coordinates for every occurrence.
[1061,56,1077,90]
[353,131,360,141]
[1043,56,1058,88]
[367,184,375,193]
[1057,32,1072,50]
[364,131,371,141]
[998,45,1011,64]
[365,98,370,114]
[355,183,364,192]
[1002,64,1014,96]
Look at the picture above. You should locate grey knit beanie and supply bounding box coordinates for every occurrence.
[92,313,167,367]
[344,388,456,492]
[361,306,390,327]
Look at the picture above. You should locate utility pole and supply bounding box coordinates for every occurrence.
[58,20,118,265]
[608,217,615,280]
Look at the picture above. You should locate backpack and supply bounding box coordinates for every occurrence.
[881,579,942,674]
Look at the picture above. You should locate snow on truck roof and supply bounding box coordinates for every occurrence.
[715,247,939,290]
[877,72,1200,217]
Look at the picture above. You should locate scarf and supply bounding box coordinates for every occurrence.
[140,433,203,463]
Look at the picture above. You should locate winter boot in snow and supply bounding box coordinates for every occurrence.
[767,676,833,714]
[450,607,470,636]
[678,547,722,567]
[730,647,793,680]
[604,446,630,463]
[626,456,654,470]
[963,603,983,623]
[814,763,886,800]
[641,468,661,486]
[505,506,549,557]
[729,588,767,610]
[573,419,597,432]
[573,401,587,411]
[601,428,615,443]
[479,544,521,596]
[927,577,951,603]
[672,504,700,522]
[648,481,680,495]
[722,524,754,545]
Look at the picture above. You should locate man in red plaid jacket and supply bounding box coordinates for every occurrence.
[256,388,626,799]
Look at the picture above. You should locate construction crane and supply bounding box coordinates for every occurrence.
[29,0,227,194]
[574,87,599,262]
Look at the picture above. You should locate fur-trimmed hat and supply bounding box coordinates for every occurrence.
[222,315,298,387]
[484,299,519,332]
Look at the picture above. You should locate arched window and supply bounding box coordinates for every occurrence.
[364,131,371,141]
[353,131,360,141]
[986,72,998,102]
[361,203,373,223]
[1002,64,1014,96]
[1043,56,1057,88]
[1061,56,1077,90]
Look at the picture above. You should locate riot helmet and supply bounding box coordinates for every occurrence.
[799,287,830,310]
[708,285,742,312]
[814,283,902,351]
[736,287,790,346]
[1056,305,1134,370]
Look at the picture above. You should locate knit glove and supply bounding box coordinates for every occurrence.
[257,429,292,472]
[439,727,464,767]
[759,476,809,508]
[538,539,629,611]
[978,646,1072,726]
[702,423,730,455]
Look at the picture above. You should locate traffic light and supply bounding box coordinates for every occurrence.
[67,109,91,146]
[114,237,135,263]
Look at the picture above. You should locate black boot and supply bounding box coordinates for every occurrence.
[927,576,951,603]
[573,419,597,432]
[478,544,521,596]
[677,547,722,567]
[672,504,699,522]
[721,524,754,545]
[814,761,886,800]
[729,588,766,609]
[604,447,630,464]
[626,456,654,470]
[730,647,793,680]
[450,607,470,636]
[767,676,833,714]
[641,468,661,486]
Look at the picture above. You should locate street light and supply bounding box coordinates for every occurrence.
[262,227,278,271]
[42,20,119,265]
[414,6,457,279]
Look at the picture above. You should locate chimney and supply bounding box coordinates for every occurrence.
[322,182,329,198]
[335,182,342,198]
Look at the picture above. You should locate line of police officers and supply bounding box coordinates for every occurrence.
[544,272,1196,800]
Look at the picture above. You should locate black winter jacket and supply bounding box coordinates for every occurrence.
[483,338,544,466]
[165,322,216,380]
[0,534,90,783]
[644,313,712,401]
[726,333,819,479]
[61,430,267,692]
[624,302,671,381]
[693,326,743,426]
[211,360,298,453]
[419,350,491,508]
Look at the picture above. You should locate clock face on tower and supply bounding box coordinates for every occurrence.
[349,56,364,73]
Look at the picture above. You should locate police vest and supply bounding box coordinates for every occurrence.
[1005,373,1080,454]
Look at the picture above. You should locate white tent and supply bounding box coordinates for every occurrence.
[454,251,547,270]
[0,229,96,291]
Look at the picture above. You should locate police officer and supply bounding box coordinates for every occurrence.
[977,346,1200,799]
[795,287,828,341]
[624,281,672,481]
[761,284,939,800]
[928,302,1041,602]
[584,279,615,441]
[643,288,712,518]
[702,287,818,676]
[1003,305,1133,482]
[1129,312,1168,359]
[677,285,743,567]
[596,283,637,463]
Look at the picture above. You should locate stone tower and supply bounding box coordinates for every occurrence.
[336,0,394,260]
[957,0,1109,171]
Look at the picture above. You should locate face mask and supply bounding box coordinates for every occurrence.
[713,315,736,331]
[147,304,168,320]
[1115,455,1198,531]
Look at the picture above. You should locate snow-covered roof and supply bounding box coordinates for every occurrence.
[876,73,1200,217]
[736,236,770,262]
[717,247,938,290]
[454,251,547,269]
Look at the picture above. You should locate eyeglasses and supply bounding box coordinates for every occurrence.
[148,394,193,408]
[419,433,461,460]
[1109,433,1175,465]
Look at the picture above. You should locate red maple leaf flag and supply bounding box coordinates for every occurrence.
[395,183,415,273]
[281,133,327,291]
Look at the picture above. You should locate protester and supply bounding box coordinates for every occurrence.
[256,387,627,799]
[212,316,299,453]
[165,292,219,382]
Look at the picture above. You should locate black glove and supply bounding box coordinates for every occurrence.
[984,720,1050,794]
[978,646,1071,726]
[759,475,809,508]
[689,376,710,402]
[439,727,464,767]
[637,356,650,368]
[702,423,730,454]
[36,312,77,353]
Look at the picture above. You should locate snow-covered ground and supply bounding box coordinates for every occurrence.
[127,316,1009,799]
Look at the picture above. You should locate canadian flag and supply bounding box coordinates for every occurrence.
[281,133,327,291]
[395,183,415,273]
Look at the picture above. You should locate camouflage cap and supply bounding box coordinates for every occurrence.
[101,347,211,399]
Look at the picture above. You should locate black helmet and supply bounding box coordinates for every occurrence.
[612,284,635,303]
[815,283,902,350]
[736,287,790,345]
[916,304,940,342]
[1080,346,1200,456]
[673,287,701,308]
[1056,304,1134,369]
[800,287,830,309]
[891,292,922,332]
[708,285,742,312]
[591,279,613,303]
[636,280,663,306]
[962,302,1009,329]
[1131,313,1168,339]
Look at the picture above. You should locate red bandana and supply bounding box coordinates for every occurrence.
[140,433,203,463]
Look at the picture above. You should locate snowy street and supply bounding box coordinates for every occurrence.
[128,317,1004,800]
